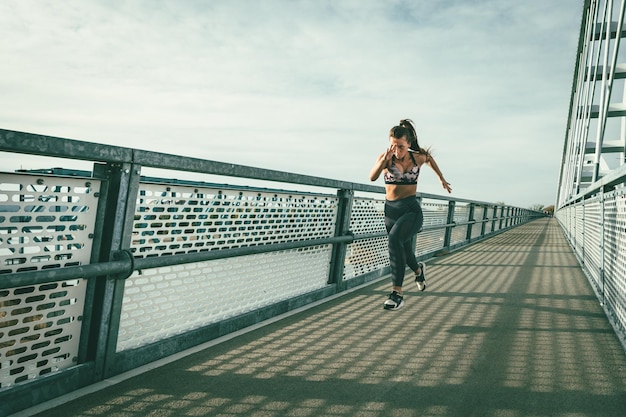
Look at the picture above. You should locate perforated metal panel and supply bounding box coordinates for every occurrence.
[584,196,602,287]
[0,279,86,387]
[575,205,584,259]
[0,172,100,273]
[349,198,386,235]
[604,187,626,333]
[344,237,388,280]
[450,204,470,246]
[453,204,470,223]
[344,198,388,280]
[471,206,486,239]
[118,183,338,350]
[0,172,98,388]
[416,228,446,255]
[489,209,500,232]
[556,185,626,345]
[496,209,506,231]
[131,183,338,256]
[422,202,449,227]
[418,203,447,255]
[117,246,332,351]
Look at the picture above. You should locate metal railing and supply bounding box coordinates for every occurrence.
[0,128,543,416]
[555,0,626,356]
[555,165,626,353]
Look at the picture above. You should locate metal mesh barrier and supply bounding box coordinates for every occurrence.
[584,195,602,286]
[344,198,388,280]
[451,204,470,246]
[131,183,337,256]
[556,185,626,347]
[0,172,99,272]
[117,183,338,350]
[0,279,86,387]
[471,206,485,240]
[117,246,331,351]
[422,201,448,227]
[489,216,498,232]
[603,188,626,334]
[0,172,98,388]
[575,205,584,259]
[416,228,446,255]
[420,201,449,255]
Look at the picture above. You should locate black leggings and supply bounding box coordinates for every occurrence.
[384,196,424,288]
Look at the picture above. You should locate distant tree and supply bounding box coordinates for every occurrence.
[529,204,544,211]
[543,205,555,215]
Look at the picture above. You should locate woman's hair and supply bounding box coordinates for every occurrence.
[389,119,429,155]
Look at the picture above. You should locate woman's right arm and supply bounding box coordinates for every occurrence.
[369,152,390,181]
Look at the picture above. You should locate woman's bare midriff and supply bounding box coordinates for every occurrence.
[385,184,418,201]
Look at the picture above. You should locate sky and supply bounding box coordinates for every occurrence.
[0,0,583,208]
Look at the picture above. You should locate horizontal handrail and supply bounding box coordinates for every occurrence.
[559,164,626,208]
[0,235,356,290]
[0,129,380,193]
[0,210,522,290]
[0,259,131,290]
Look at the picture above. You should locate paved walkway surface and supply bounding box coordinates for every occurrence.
[22,218,626,417]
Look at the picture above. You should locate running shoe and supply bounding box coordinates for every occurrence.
[415,262,426,291]
[383,291,404,310]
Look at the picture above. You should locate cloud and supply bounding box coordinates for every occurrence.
[0,0,581,207]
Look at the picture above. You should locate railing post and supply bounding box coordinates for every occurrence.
[328,189,354,289]
[599,187,606,306]
[480,204,488,238]
[443,200,456,249]
[466,203,475,242]
[581,197,585,262]
[87,162,142,381]
[76,166,109,367]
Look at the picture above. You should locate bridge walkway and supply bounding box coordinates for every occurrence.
[20,218,626,417]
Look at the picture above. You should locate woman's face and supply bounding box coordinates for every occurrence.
[389,136,410,159]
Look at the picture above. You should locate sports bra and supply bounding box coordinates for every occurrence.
[384,153,420,185]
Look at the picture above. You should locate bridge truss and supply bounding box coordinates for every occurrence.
[558,0,626,206]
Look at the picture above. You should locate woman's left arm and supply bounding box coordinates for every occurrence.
[425,155,452,193]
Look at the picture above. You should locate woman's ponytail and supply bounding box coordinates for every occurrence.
[399,119,420,152]
[399,119,431,159]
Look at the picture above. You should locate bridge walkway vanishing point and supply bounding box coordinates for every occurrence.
[19,218,626,417]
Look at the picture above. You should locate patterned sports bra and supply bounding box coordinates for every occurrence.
[384,153,420,185]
